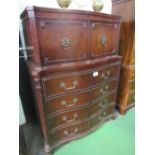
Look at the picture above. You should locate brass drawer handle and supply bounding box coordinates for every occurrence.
[99,99,108,108]
[98,111,106,120]
[60,80,79,90]
[100,85,109,94]
[101,35,107,47]
[98,115,102,120]
[101,71,111,80]
[61,98,78,107]
[64,128,79,136]
[62,113,78,123]
[61,37,71,49]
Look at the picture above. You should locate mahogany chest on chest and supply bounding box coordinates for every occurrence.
[21,6,121,154]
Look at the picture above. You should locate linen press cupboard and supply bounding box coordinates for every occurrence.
[112,0,135,114]
[20,6,122,154]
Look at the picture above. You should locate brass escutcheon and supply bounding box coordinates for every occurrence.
[61,37,71,49]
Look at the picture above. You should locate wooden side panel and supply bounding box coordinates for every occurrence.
[117,65,135,114]
[28,69,51,151]
[112,0,135,65]
[112,0,135,114]
[22,19,34,62]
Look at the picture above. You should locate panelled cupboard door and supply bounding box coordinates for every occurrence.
[90,22,120,57]
[38,20,88,64]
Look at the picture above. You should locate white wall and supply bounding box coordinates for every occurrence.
[19,96,26,125]
[19,0,112,14]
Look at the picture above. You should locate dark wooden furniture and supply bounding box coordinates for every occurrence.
[19,40,36,122]
[19,126,27,155]
[20,6,121,154]
[112,0,135,114]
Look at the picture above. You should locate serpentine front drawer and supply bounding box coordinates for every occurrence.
[50,120,89,145]
[42,71,91,98]
[90,105,115,128]
[48,105,89,130]
[89,92,117,115]
[46,89,91,115]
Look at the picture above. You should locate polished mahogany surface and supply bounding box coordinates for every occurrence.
[21,6,121,66]
[21,6,121,154]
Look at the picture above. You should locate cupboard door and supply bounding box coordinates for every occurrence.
[38,20,88,64]
[90,22,120,57]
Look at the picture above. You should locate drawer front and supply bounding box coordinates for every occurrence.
[90,22,119,57]
[51,121,89,143]
[46,90,90,114]
[89,92,116,115]
[128,80,135,92]
[92,63,120,85]
[127,91,135,106]
[48,107,89,129]
[43,72,91,97]
[129,67,135,81]
[38,20,88,64]
[91,106,115,128]
[91,80,118,100]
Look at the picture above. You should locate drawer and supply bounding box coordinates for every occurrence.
[38,20,88,64]
[127,91,135,106]
[51,121,89,143]
[128,80,135,92]
[91,106,115,128]
[90,22,120,57]
[92,63,120,85]
[46,90,90,114]
[89,92,116,115]
[43,71,91,97]
[129,67,135,81]
[48,107,89,129]
[91,80,118,100]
